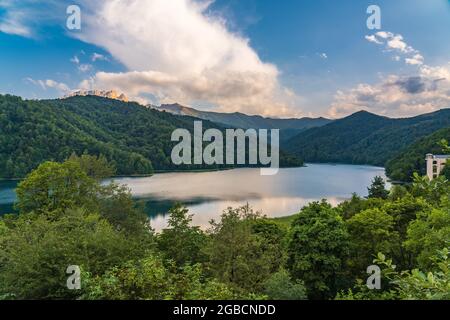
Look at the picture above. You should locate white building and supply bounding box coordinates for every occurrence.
[426,154,450,180]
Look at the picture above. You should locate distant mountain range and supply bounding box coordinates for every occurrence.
[1,93,448,181]
[152,103,332,140]
[284,109,450,179]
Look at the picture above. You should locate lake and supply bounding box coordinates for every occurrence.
[0,164,389,231]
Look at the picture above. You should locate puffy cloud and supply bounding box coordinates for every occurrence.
[365,31,422,64]
[70,0,301,117]
[25,78,70,93]
[405,54,424,66]
[91,53,108,62]
[329,31,450,118]
[77,64,92,73]
[327,66,450,118]
[1,0,302,116]
[70,55,80,64]
[365,35,382,44]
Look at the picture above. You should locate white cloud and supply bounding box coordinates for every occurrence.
[78,64,92,73]
[91,53,108,62]
[318,52,328,59]
[405,53,424,66]
[26,77,70,93]
[327,65,450,118]
[70,0,301,117]
[328,31,450,118]
[366,31,421,62]
[365,35,382,45]
[70,55,80,64]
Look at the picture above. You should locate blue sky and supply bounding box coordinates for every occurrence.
[1,0,450,118]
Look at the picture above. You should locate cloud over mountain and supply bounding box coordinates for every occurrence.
[74,0,301,117]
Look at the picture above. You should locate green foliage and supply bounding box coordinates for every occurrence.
[367,176,389,199]
[0,94,302,179]
[81,255,236,300]
[386,128,450,181]
[0,209,145,299]
[346,208,398,276]
[405,208,450,270]
[205,205,284,294]
[287,201,349,299]
[1,152,450,300]
[338,250,450,300]
[411,173,449,205]
[15,161,97,216]
[157,204,208,266]
[67,152,116,180]
[264,269,307,300]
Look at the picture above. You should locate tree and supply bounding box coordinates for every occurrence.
[15,161,97,216]
[367,176,389,200]
[287,201,349,299]
[0,209,144,299]
[346,208,398,276]
[67,152,116,180]
[411,173,449,206]
[405,208,450,270]
[81,256,235,300]
[337,250,450,300]
[206,205,281,294]
[157,204,208,267]
[264,269,307,300]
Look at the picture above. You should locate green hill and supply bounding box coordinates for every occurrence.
[285,109,450,168]
[385,127,450,181]
[0,95,302,179]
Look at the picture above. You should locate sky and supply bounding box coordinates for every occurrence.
[0,0,450,119]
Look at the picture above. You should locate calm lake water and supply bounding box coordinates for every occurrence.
[0,164,389,231]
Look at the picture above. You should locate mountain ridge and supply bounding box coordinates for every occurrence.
[285,108,450,170]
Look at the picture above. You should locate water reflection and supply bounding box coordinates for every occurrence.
[0,164,388,232]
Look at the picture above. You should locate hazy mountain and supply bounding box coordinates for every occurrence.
[285,109,450,169]
[153,103,332,140]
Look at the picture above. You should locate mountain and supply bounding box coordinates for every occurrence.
[285,109,450,169]
[153,103,332,140]
[0,94,302,179]
[385,127,450,181]
[64,89,129,102]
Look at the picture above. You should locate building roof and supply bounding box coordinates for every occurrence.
[434,155,450,159]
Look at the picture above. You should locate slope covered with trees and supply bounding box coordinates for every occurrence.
[285,109,450,168]
[0,94,302,178]
[385,128,450,181]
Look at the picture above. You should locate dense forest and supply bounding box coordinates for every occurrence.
[386,128,450,181]
[0,155,448,300]
[0,94,302,178]
[284,109,450,170]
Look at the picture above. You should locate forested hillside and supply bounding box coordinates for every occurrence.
[386,127,450,181]
[285,109,450,168]
[0,95,302,178]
